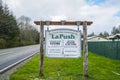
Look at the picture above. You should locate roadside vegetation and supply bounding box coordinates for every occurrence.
[10,52,120,80]
[0,0,39,49]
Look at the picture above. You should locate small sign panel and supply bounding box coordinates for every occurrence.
[45,29,81,58]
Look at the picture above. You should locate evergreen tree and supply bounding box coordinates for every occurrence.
[99,32,104,37]
[117,25,120,33]
[0,0,20,48]
[88,32,95,37]
[111,26,120,35]
[103,31,109,37]
[0,0,3,16]
[111,27,117,35]
[0,6,19,40]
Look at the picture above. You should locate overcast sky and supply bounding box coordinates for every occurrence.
[3,0,120,34]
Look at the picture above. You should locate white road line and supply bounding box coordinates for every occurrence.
[0,51,38,73]
[0,52,12,56]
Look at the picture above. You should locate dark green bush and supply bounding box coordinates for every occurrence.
[0,38,7,49]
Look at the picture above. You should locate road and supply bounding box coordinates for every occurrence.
[0,45,39,72]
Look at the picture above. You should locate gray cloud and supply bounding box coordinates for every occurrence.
[3,0,120,34]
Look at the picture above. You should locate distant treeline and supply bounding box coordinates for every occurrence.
[88,25,120,37]
[0,0,39,49]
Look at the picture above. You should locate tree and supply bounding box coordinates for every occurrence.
[3,4,10,15]
[0,0,2,7]
[0,0,2,4]
[111,26,116,35]
[99,32,104,37]
[103,31,109,37]
[118,25,120,32]
[0,0,3,16]
[0,0,20,48]
[0,8,19,41]
[17,16,39,45]
[117,25,120,33]
[88,32,95,37]
[0,0,39,48]
[111,26,120,35]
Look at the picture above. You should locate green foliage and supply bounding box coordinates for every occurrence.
[0,15,19,40]
[0,0,39,49]
[19,40,36,46]
[0,0,20,48]
[0,38,6,49]
[10,53,120,80]
[17,16,39,45]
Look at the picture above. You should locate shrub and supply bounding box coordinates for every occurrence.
[0,38,7,49]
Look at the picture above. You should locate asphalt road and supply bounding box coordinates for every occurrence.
[0,45,39,71]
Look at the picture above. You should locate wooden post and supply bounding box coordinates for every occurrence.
[83,21,88,77]
[39,21,44,76]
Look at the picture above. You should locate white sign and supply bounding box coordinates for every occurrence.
[45,29,81,58]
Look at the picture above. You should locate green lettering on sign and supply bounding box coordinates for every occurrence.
[51,34,75,39]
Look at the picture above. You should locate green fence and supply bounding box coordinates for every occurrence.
[88,41,120,60]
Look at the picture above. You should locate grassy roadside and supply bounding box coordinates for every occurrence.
[10,52,120,80]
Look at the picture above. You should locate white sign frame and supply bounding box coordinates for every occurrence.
[45,29,81,58]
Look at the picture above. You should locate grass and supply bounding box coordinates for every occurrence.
[10,52,120,80]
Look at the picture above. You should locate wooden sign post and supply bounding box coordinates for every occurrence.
[34,20,93,77]
[39,21,44,76]
[83,21,88,77]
